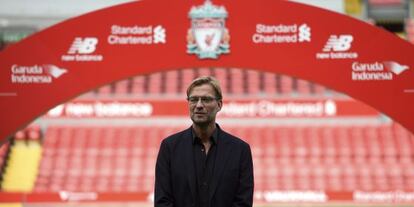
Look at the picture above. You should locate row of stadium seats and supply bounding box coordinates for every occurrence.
[255,163,414,191]
[42,125,413,161]
[92,68,330,97]
[0,125,42,179]
[0,142,10,178]
[13,126,42,143]
[406,18,414,43]
[231,126,413,162]
[0,127,42,192]
[28,123,413,193]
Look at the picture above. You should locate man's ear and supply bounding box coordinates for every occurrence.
[217,100,223,111]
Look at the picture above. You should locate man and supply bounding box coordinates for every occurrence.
[155,76,254,207]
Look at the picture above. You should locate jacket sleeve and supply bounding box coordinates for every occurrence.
[154,140,174,207]
[232,143,254,207]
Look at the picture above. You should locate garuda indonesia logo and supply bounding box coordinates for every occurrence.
[187,0,230,59]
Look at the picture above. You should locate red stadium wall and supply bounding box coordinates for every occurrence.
[0,0,414,142]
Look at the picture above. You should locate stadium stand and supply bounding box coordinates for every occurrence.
[0,66,413,206]
[1,127,42,192]
[406,18,414,44]
[0,141,10,181]
[34,126,175,193]
[85,68,331,98]
[1,0,414,206]
[24,122,413,193]
[131,76,146,95]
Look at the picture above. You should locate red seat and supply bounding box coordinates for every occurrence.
[180,69,196,94]
[279,75,293,94]
[114,79,130,94]
[97,84,113,95]
[229,68,244,95]
[263,72,277,95]
[296,79,311,94]
[212,68,228,94]
[197,67,212,77]
[148,72,163,94]
[246,70,260,94]
[165,70,179,95]
[131,76,146,94]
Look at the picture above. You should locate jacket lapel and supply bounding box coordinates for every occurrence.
[182,127,197,202]
[209,127,233,201]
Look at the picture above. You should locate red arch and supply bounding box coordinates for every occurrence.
[1,0,414,142]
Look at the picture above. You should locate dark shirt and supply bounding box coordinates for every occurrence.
[191,128,218,207]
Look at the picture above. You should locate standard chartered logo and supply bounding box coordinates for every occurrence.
[252,23,311,44]
[153,25,166,44]
[298,24,311,42]
[107,25,166,45]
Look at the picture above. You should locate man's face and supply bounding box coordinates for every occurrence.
[188,84,222,127]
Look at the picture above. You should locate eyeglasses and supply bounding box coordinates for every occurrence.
[187,96,218,104]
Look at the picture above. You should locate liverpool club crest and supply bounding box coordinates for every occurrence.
[187,0,230,59]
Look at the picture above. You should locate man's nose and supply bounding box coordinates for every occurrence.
[195,99,204,107]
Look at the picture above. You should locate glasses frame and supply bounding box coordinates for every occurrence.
[187,96,218,105]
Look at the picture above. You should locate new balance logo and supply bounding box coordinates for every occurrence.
[323,35,353,52]
[62,37,103,62]
[316,34,357,59]
[68,37,98,54]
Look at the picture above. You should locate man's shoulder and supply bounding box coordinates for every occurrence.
[162,127,191,144]
[219,128,250,148]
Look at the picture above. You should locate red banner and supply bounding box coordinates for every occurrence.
[43,99,379,118]
[1,0,414,142]
[1,191,413,203]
